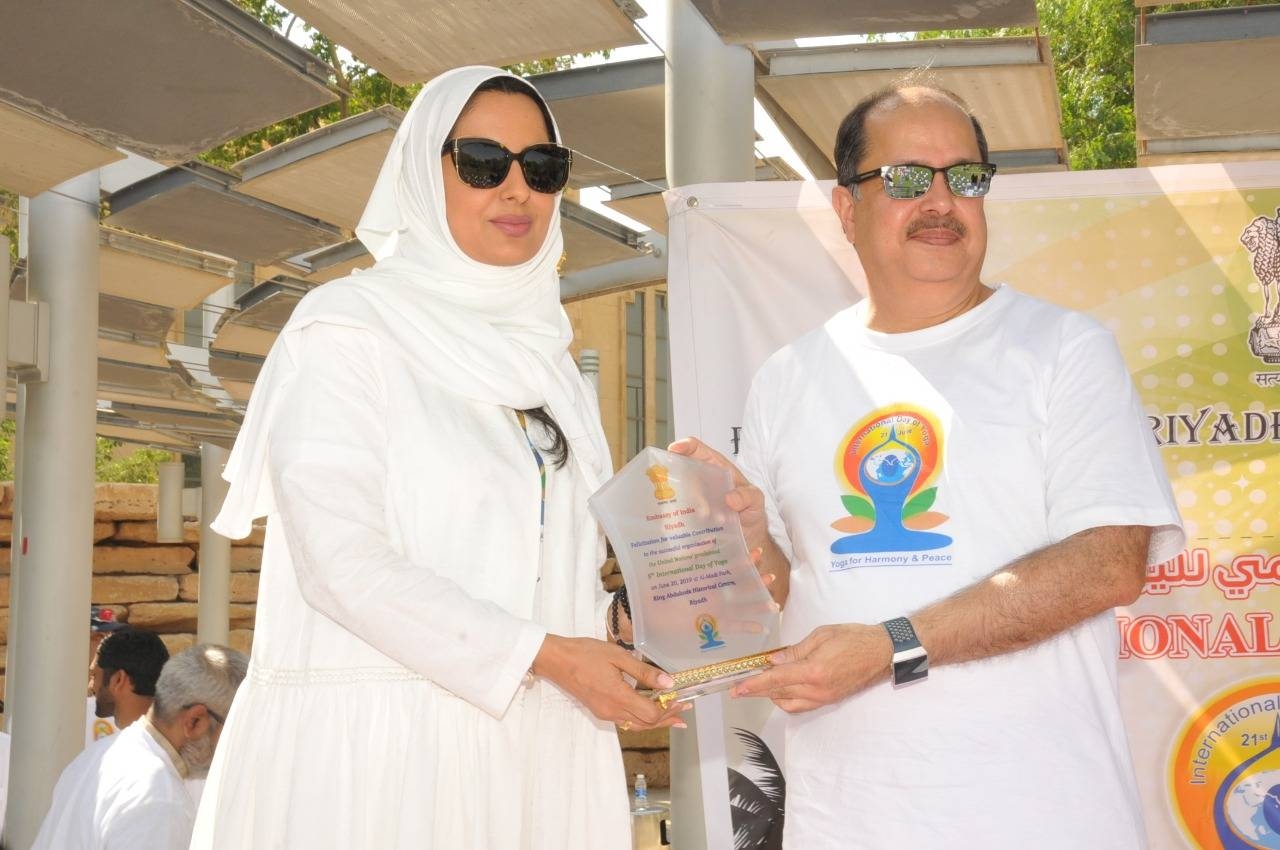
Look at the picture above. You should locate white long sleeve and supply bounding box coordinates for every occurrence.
[267,322,545,717]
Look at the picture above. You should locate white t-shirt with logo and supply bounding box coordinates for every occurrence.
[86,695,119,746]
[739,285,1184,850]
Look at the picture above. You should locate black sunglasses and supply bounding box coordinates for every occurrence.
[849,162,997,199]
[441,137,573,194]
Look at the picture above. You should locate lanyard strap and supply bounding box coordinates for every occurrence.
[514,410,547,530]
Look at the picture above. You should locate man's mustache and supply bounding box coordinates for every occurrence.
[907,216,966,238]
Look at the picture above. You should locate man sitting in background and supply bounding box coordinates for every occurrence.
[32,644,248,850]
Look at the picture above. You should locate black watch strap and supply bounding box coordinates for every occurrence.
[882,616,928,687]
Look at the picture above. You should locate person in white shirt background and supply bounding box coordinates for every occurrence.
[85,606,129,745]
[89,627,170,736]
[32,643,247,850]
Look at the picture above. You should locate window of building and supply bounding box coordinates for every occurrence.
[655,291,673,448]
[625,292,646,459]
[182,307,204,348]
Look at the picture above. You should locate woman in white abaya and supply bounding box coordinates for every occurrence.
[189,66,679,849]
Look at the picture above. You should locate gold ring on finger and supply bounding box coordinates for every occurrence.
[620,720,632,731]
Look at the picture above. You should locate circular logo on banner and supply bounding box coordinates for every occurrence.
[1169,678,1280,849]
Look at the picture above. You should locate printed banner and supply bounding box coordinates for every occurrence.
[665,162,1280,850]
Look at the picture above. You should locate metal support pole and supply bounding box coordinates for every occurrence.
[4,170,100,850]
[197,442,231,646]
[5,386,25,738]
[1,234,10,404]
[665,2,756,848]
[1,234,11,736]
[665,0,755,190]
[156,457,185,543]
[578,348,601,396]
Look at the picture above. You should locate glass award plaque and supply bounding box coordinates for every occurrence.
[589,447,782,707]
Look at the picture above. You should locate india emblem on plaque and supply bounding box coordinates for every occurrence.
[590,447,783,706]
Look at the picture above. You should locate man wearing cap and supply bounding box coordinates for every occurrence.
[32,644,248,850]
[672,83,1184,848]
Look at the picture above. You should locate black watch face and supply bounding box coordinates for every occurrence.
[893,654,929,686]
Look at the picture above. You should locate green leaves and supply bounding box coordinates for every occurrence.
[842,487,938,522]
[1039,0,1137,169]
[0,421,171,482]
[903,487,937,519]
[96,439,175,483]
[842,495,876,520]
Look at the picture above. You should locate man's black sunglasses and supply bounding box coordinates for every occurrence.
[849,162,997,199]
[441,137,573,194]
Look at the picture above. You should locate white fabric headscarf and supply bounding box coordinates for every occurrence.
[214,65,610,538]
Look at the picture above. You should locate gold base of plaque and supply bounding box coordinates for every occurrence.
[652,648,782,709]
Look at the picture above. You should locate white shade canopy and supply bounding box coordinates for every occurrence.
[0,0,336,168]
[106,163,343,266]
[689,0,1038,42]
[758,38,1068,175]
[1135,6,1280,165]
[235,106,404,230]
[277,0,644,84]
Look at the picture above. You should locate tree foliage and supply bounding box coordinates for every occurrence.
[0,419,173,483]
[0,418,12,481]
[1038,0,1137,170]
[2,188,16,264]
[94,440,174,483]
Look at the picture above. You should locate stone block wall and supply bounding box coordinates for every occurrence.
[0,482,261,699]
[0,482,671,785]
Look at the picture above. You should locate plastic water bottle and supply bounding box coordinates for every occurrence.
[630,773,670,848]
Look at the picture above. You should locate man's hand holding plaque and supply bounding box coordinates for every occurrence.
[590,447,783,707]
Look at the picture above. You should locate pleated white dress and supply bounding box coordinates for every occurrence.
[188,321,630,849]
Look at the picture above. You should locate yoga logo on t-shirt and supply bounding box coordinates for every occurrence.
[1169,677,1280,850]
[830,404,953,557]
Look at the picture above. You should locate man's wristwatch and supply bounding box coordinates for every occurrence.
[882,616,929,687]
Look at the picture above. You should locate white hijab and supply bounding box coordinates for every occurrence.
[214,65,609,538]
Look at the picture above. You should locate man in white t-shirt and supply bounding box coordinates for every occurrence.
[672,84,1183,849]
[85,606,129,745]
[32,644,248,850]
[88,628,170,740]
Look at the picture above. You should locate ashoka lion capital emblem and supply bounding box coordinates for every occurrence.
[1241,209,1280,363]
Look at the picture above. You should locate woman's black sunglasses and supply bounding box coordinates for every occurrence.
[441,137,573,194]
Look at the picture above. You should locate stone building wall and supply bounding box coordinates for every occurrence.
[0,482,262,700]
[0,481,670,786]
